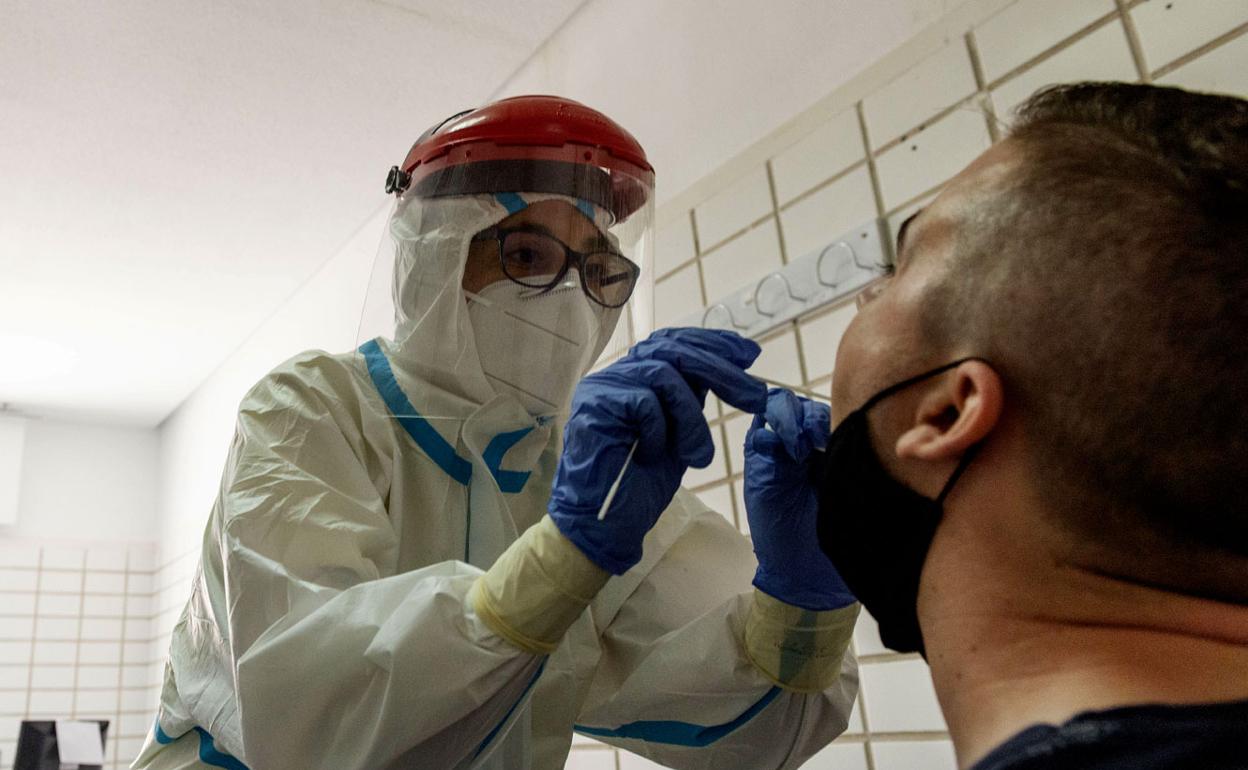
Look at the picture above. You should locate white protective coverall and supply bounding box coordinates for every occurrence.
[132,193,860,770]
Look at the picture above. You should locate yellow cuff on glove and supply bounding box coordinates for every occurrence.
[744,590,859,694]
[470,515,611,655]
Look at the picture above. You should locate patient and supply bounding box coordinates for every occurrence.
[817,82,1248,769]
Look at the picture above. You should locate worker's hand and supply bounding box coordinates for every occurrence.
[745,388,856,610]
[548,328,767,574]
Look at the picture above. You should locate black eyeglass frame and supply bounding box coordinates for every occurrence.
[472,225,641,309]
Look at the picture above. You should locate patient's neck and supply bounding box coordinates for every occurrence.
[919,511,1248,769]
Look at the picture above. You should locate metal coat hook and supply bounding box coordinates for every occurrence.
[702,302,751,331]
[815,242,857,288]
[817,239,889,288]
[674,217,888,343]
[753,272,808,317]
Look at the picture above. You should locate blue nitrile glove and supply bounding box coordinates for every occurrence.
[549,328,768,574]
[745,388,856,610]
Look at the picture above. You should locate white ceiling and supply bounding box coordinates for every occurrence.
[0,0,585,426]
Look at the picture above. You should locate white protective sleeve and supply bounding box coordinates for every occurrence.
[158,358,856,770]
[168,365,552,770]
[567,491,860,770]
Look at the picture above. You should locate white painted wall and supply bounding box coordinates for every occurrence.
[3,418,157,543]
[495,0,967,207]
[155,207,386,567]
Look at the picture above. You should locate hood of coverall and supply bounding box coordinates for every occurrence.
[357,191,643,422]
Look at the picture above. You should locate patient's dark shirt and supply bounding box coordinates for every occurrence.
[971,699,1248,769]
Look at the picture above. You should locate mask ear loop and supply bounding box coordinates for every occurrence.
[858,357,984,412]
[935,443,982,505]
[853,357,991,505]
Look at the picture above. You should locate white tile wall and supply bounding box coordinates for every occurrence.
[780,166,878,260]
[563,748,619,770]
[752,330,805,389]
[1131,0,1248,73]
[853,610,888,658]
[694,481,737,528]
[41,549,84,570]
[700,221,784,301]
[845,696,865,735]
[804,741,871,770]
[704,392,721,423]
[871,739,959,770]
[860,659,947,732]
[682,422,729,489]
[654,262,704,329]
[0,546,39,569]
[974,0,1116,83]
[798,303,857,382]
[618,751,669,769]
[875,108,992,210]
[731,479,748,537]
[1,569,38,592]
[0,541,159,770]
[864,41,979,146]
[655,216,697,277]
[990,21,1139,119]
[771,110,866,206]
[693,166,774,250]
[1159,30,1248,95]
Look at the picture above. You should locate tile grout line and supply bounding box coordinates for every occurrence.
[765,159,790,267]
[1150,21,1248,81]
[697,211,776,260]
[869,92,984,159]
[689,208,709,311]
[964,29,1002,144]
[70,551,87,718]
[1113,0,1151,83]
[23,549,44,715]
[713,421,741,532]
[855,101,890,273]
[982,8,1124,91]
[776,158,869,215]
[854,631,878,770]
[791,322,812,389]
[856,101,886,222]
[653,255,698,286]
[687,204,735,533]
[688,202,743,529]
[113,550,134,766]
[632,34,1096,297]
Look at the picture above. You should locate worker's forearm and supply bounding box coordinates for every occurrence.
[744,590,860,693]
[470,514,611,654]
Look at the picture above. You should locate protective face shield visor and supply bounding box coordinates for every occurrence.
[355,146,655,421]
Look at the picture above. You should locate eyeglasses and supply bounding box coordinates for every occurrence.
[473,225,641,308]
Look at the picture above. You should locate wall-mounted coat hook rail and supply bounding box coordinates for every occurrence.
[675,218,889,340]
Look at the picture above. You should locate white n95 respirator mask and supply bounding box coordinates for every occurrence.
[466,276,618,416]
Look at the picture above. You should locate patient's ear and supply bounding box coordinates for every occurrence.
[895,361,1002,461]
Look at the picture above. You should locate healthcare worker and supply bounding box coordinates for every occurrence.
[133,96,860,770]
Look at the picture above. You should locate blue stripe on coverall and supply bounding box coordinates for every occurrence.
[471,659,549,760]
[574,685,782,747]
[360,338,474,485]
[361,339,533,493]
[154,720,250,770]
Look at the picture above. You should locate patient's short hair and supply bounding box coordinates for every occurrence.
[921,82,1248,597]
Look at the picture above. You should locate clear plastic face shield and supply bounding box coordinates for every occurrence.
[355,148,655,423]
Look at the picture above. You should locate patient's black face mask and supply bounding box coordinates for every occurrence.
[813,359,981,656]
